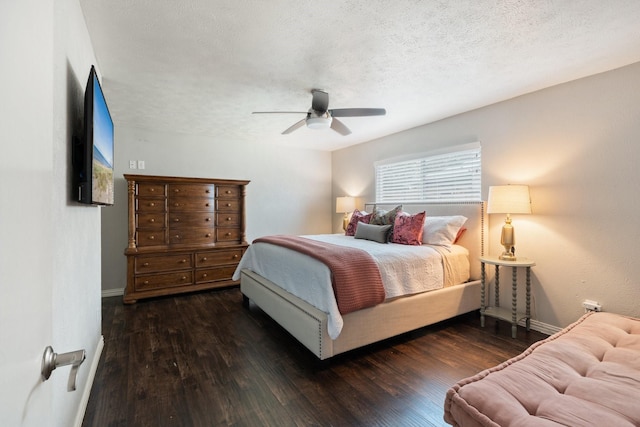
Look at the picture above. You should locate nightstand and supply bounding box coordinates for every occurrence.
[480,255,536,338]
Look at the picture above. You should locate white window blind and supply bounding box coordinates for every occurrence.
[375,143,481,203]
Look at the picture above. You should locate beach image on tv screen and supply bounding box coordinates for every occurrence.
[92,76,114,205]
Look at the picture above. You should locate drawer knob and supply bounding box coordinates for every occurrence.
[226,232,231,236]
[175,235,180,239]
[143,262,149,266]
[150,202,155,207]
[181,276,187,280]
[149,236,155,240]
[203,273,208,278]
[174,203,179,207]
[226,203,231,207]
[174,218,180,222]
[206,203,210,207]
[144,280,149,285]
[206,189,211,193]
[202,257,208,261]
[226,190,231,194]
[206,233,211,237]
[180,259,187,263]
[150,218,155,223]
[206,217,211,222]
[150,188,155,192]
[233,254,239,259]
[226,217,232,221]
[174,189,180,193]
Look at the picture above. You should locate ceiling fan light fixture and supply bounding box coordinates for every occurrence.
[306,116,332,130]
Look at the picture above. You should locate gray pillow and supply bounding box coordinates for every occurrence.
[354,223,392,243]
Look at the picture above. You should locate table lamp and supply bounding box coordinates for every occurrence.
[487,185,531,261]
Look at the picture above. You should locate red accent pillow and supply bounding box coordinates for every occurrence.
[345,209,372,236]
[391,211,426,245]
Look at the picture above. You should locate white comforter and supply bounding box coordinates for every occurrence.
[233,234,468,339]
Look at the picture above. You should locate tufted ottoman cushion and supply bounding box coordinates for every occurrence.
[444,312,640,426]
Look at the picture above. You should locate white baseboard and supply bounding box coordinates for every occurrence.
[518,318,562,336]
[101,288,124,298]
[74,335,104,427]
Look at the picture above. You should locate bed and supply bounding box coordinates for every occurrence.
[444,311,640,426]
[235,202,487,360]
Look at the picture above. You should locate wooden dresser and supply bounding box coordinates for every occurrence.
[123,174,249,303]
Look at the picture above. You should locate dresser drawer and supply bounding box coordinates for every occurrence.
[136,213,165,229]
[195,265,238,284]
[136,183,166,197]
[216,185,240,199]
[196,249,243,267]
[216,228,241,242]
[136,198,166,213]
[135,254,192,273]
[169,212,215,228]
[135,271,193,291]
[215,213,240,227]
[169,228,215,245]
[169,198,215,212]
[136,230,168,246]
[168,184,215,198]
[216,199,240,212]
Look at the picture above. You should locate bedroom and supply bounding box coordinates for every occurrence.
[2,1,640,426]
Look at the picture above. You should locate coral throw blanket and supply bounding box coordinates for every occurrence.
[253,235,385,314]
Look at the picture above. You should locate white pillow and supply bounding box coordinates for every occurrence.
[422,215,467,247]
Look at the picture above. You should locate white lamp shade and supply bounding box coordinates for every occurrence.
[487,185,531,214]
[336,196,356,213]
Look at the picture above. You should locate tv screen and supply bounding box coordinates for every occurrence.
[75,65,114,205]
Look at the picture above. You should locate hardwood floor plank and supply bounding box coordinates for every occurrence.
[83,288,547,426]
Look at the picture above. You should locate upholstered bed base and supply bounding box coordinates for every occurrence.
[241,268,481,360]
[444,311,640,426]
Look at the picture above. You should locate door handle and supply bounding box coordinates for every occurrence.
[41,346,86,392]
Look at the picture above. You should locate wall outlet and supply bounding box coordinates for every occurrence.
[582,299,602,312]
[129,160,137,169]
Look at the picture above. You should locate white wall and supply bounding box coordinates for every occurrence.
[53,0,104,424]
[332,62,640,329]
[0,0,101,426]
[101,126,332,292]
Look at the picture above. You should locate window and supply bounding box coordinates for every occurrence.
[375,142,481,203]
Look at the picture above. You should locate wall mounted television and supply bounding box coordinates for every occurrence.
[73,65,114,205]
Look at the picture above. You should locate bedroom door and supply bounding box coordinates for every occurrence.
[0,0,57,423]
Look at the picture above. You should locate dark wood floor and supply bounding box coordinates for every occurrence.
[83,288,547,427]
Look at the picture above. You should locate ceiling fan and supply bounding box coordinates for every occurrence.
[252,89,386,136]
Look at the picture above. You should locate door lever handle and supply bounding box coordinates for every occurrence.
[41,346,86,392]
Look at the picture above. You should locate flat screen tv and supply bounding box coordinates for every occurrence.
[74,65,114,205]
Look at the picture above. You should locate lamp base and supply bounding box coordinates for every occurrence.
[342,214,350,231]
[499,251,517,261]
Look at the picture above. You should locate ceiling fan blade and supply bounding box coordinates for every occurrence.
[282,118,306,134]
[329,108,386,117]
[252,111,307,114]
[311,89,329,114]
[330,117,352,136]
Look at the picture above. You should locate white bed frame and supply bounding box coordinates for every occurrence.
[240,202,487,360]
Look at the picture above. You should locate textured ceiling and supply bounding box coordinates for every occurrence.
[80,0,640,151]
